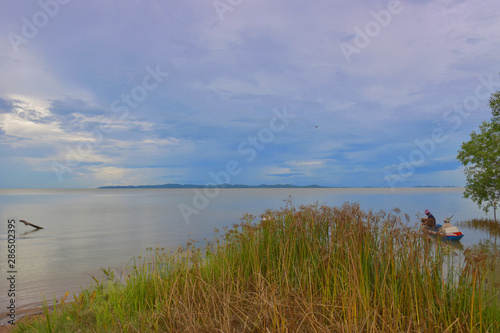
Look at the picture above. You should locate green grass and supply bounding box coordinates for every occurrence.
[15,202,500,332]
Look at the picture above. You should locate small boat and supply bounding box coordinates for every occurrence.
[423,224,464,241]
[422,215,464,241]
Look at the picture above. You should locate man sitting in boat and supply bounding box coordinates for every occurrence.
[441,217,453,229]
[421,209,436,229]
[439,217,460,233]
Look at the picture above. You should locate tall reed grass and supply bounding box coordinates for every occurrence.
[15,202,500,332]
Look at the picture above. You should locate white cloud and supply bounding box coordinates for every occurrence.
[1,0,499,187]
[0,39,92,103]
[0,97,89,145]
[141,138,180,146]
[90,166,127,181]
[286,160,325,168]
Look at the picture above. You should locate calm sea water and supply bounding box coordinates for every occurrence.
[0,187,496,322]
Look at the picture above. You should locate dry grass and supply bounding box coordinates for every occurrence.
[15,202,500,332]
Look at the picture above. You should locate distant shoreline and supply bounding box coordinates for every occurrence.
[98,184,330,189]
[98,183,460,189]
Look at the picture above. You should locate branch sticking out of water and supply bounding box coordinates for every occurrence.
[19,219,44,229]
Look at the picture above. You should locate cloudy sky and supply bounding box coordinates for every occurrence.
[1,0,499,188]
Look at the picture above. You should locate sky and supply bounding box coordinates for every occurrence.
[1,0,499,188]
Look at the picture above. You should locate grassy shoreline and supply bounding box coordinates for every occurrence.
[14,202,500,332]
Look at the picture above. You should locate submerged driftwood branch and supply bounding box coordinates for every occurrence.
[19,219,44,229]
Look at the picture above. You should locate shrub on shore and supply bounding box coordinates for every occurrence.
[15,202,500,332]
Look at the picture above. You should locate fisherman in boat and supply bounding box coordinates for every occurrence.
[421,209,436,229]
[442,217,453,229]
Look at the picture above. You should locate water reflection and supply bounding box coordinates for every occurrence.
[457,218,500,238]
[468,238,500,254]
[444,239,465,251]
[20,228,44,237]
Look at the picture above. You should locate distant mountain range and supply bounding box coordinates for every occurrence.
[98,183,330,189]
[98,184,460,189]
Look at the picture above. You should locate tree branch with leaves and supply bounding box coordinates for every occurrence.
[457,91,500,222]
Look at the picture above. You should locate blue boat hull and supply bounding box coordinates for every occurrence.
[440,234,464,241]
[423,224,464,241]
